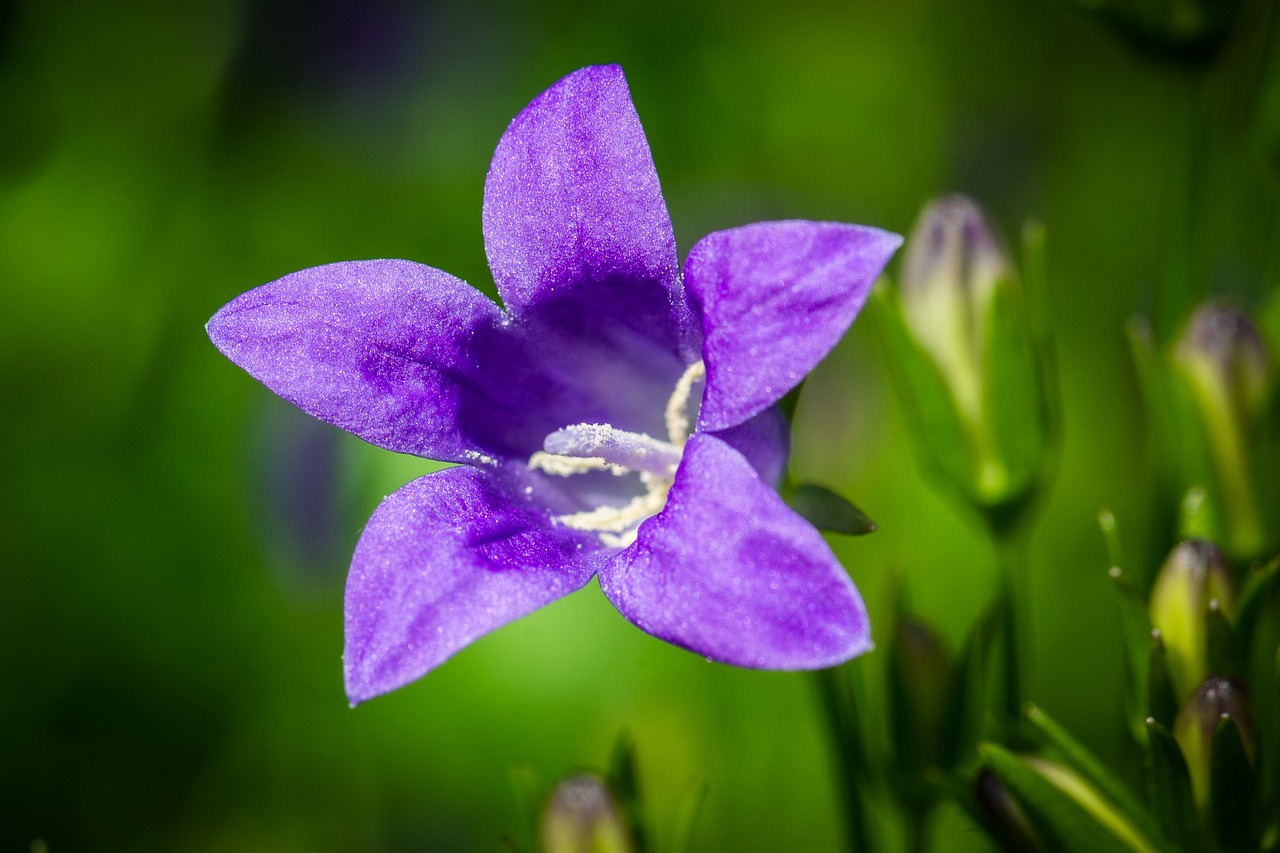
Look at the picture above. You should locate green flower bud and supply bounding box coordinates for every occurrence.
[1173,675,1256,814]
[887,616,955,810]
[1148,539,1236,701]
[540,774,634,853]
[1173,302,1276,560]
[883,195,1051,533]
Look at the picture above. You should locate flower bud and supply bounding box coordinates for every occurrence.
[886,195,1051,532]
[541,773,634,853]
[1173,675,1255,813]
[1173,302,1276,560]
[900,195,1010,436]
[1148,539,1236,701]
[887,616,957,813]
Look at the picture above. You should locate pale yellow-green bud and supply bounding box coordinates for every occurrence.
[540,774,634,853]
[885,195,1051,533]
[1173,302,1275,560]
[1147,539,1235,701]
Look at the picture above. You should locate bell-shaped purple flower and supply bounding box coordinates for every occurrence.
[207,65,901,704]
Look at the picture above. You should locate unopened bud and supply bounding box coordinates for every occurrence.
[541,774,633,853]
[900,195,1012,435]
[1174,302,1275,560]
[888,195,1050,528]
[1148,539,1235,701]
[1173,675,1255,812]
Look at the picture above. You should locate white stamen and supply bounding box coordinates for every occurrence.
[530,360,706,547]
[664,360,705,447]
[528,452,627,477]
[544,423,682,476]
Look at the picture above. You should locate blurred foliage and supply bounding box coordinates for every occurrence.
[2,0,1278,850]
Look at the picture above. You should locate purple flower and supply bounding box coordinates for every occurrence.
[208,65,901,705]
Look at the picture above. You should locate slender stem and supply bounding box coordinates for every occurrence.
[1157,71,1209,344]
[996,534,1029,724]
[812,666,872,853]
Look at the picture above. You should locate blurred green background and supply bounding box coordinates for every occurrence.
[2,0,1276,849]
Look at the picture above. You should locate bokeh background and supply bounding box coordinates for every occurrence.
[3,0,1277,849]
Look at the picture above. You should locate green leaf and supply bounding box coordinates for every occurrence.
[1203,599,1239,680]
[1210,714,1261,852]
[1147,630,1179,730]
[812,665,874,851]
[607,732,648,853]
[669,783,708,853]
[979,744,1158,853]
[1108,566,1156,740]
[785,483,877,535]
[1234,557,1280,648]
[1024,705,1172,853]
[1142,719,1202,853]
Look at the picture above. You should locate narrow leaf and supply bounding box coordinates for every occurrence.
[1143,718,1202,853]
[785,483,877,535]
[1025,705,1172,852]
[979,744,1156,853]
[1210,715,1261,852]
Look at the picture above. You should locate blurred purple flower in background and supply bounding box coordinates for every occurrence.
[208,65,900,704]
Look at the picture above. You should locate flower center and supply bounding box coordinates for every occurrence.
[529,360,705,548]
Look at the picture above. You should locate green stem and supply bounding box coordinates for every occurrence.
[1157,71,1210,344]
[996,535,1029,725]
[812,666,873,853]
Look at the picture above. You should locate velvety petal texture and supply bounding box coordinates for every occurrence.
[207,260,507,465]
[209,65,900,703]
[686,221,903,430]
[598,434,872,669]
[483,64,681,314]
[344,468,600,704]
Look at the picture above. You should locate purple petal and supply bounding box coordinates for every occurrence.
[482,65,682,317]
[710,405,790,488]
[685,221,902,431]
[207,260,513,465]
[344,467,601,704]
[598,434,871,669]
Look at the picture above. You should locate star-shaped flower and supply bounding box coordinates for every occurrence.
[208,65,901,704]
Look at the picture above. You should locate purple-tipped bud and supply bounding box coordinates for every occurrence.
[541,774,634,853]
[1174,302,1275,560]
[890,195,1050,523]
[900,195,1013,431]
[1173,675,1255,811]
[1148,539,1236,701]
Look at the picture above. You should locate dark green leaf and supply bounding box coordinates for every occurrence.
[607,732,648,853]
[1147,631,1179,730]
[1210,715,1261,852]
[785,483,877,535]
[1108,566,1156,740]
[1234,557,1280,648]
[1142,719,1202,853]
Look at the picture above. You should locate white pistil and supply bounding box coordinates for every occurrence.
[529,360,705,547]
